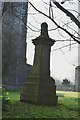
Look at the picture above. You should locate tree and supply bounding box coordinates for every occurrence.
[62,78,70,85]
[2,2,28,79]
[2,2,15,77]
[28,0,80,44]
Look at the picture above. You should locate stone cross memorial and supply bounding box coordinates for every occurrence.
[20,22,58,106]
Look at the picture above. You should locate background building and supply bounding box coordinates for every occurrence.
[75,66,80,92]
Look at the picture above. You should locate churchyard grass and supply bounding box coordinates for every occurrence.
[2,90,80,119]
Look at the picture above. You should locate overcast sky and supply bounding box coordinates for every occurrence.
[26,0,79,83]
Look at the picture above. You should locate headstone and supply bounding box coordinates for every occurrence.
[20,22,58,106]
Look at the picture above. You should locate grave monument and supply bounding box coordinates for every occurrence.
[20,22,58,106]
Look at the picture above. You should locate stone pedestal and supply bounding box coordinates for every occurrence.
[20,22,58,106]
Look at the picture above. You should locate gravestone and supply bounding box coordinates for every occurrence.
[20,22,58,106]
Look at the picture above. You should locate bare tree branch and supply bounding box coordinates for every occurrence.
[29,1,80,44]
[52,42,77,51]
[51,0,80,28]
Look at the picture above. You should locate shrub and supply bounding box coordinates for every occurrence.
[2,86,10,111]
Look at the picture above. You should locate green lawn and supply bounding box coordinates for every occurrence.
[2,90,80,119]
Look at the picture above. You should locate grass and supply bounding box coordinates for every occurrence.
[2,90,80,119]
[56,91,79,98]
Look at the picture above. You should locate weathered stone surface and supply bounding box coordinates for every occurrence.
[75,66,80,92]
[2,2,28,89]
[20,22,58,106]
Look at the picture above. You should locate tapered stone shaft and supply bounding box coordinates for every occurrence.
[20,22,58,106]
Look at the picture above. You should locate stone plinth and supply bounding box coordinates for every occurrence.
[20,22,58,106]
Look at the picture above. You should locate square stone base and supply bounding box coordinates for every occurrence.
[20,93,58,106]
[20,76,58,106]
